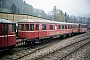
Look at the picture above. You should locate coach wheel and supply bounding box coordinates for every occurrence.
[49,39,51,42]
[69,33,71,36]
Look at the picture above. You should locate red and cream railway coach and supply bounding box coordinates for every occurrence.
[18,19,53,43]
[18,19,79,44]
[72,23,79,34]
[79,24,87,33]
[0,19,16,51]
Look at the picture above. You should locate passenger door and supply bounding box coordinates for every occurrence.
[2,24,8,47]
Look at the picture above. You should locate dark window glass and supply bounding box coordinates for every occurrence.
[9,24,13,32]
[68,25,70,29]
[79,24,80,28]
[18,24,20,30]
[30,24,34,31]
[42,24,46,30]
[2,25,5,35]
[74,25,76,28]
[65,25,67,29]
[50,25,53,30]
[82,25,87,28]
[21,24,24,31]
[36,24,39,30]
[58,25,60,29]
[85,25,87,28]
[62,25,64,29]
[2,24,8,35]
[83,25,84,28]
[68,25,72,29]
[82,25,83,28]
[83,25,87,28]
[25,24,29,31]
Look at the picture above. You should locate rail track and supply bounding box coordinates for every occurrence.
[0,33,89,60]
[37,36,90,60]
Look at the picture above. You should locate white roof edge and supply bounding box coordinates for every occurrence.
[0,19,12,23]
[18,19,79,25]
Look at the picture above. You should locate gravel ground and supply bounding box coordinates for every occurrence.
[38,32,90,60]
[64,42,90,60]
[37,37,90,60]
[0,33,89,60]
[19,33,89,60]
[64,32,90,60]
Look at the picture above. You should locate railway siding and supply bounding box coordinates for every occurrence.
[0,33,89,60]
[19,33,90,60]
[37,38,90,60]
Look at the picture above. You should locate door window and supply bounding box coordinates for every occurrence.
[25,24,29,31]
[30,24,34,31]
[42,24,46,30]
[2,24,8,35]
[21,24,24,31]
[36,24,39,30]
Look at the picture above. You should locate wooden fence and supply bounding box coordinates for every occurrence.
[0,12,46,22]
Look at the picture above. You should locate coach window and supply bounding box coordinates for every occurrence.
[62,25,64,29]
[85,25,87,28]
[18,24,20,30]
[30,24,34,31]
[82,25,83,28]
[36,24,39,30]
[21,24,24,31]
[58,25,60,29]
[9,24,13,32]
[2,24,8,35]
[50,25,53,30]
[83,25,84,28]
[25,24,29,31]
[74,25,76,28]
[68,25,71,29]
[65,25,67,29]
[42,24,46,30]
[83,25,85,28]
[68,25,70,29]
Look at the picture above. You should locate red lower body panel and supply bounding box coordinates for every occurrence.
[0,35,16,48]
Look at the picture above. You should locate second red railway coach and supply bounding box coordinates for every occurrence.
[18,19,82,44]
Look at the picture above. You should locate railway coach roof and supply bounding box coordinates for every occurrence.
[19,19,79,25]
[19,19,53,23]
[54,21,79,25]
[78,23,87,25]
[0,19,12,23]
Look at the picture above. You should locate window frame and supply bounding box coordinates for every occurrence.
[36,24,39,30]
[42,24,46,30]
[25,24,29,31]
[65,25,67,29]
[30,24,34,31]
[58,25,61,29]
[9,24,14,32]
[62,25,64,29]
[2,24,8,35]
[50,25,53,30]
[68,25,72,29]
[21,24,24,31]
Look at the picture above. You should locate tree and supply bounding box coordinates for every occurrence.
[53,6,57,21]
[58,10,65,22]
[64,12,70,22]
[41,9,45,18]
[10,3,17,13]
[17,8,20,14]
[65,12,67,22]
